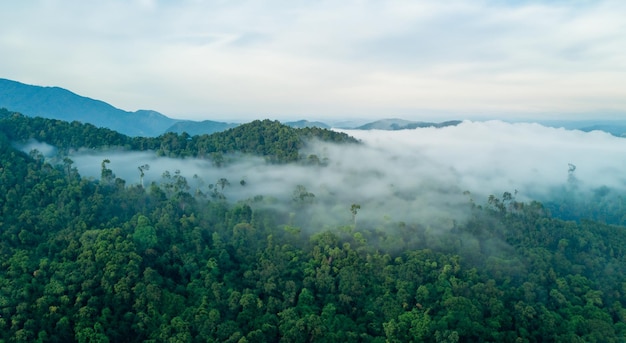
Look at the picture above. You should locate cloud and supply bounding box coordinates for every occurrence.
[1,1,624,120]
[67,121,626,231]
[341,121,626,197]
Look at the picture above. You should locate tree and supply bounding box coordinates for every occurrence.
[292,185,315,205]
[568,163,578,186]
[100,159,114,184]
[63,157,75,183]
[350,204,361,226]
[384,309,431,343]
[138,164,150,188]
[133,215,158,251]
[217,178,230,191]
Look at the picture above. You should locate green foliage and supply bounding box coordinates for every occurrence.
[132,215,157,251]
[165,119,358,163]
[0,113,357,164]
[0,112,625,342]
[0,110,132,151]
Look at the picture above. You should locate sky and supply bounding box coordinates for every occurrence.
[1,0,625,122]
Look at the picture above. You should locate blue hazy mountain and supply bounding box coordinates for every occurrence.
[355,118,462,130]
[0,78,180,137]
[285,120,331,129]
[165,120,239,136]
[538,119,626,137]
[578,123,626,137]
[4,78,623,137]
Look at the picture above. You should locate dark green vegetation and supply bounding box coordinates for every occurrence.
[1,108,626,342]
[284,120,331,129]
[0,109,356,164]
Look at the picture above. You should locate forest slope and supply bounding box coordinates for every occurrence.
[0,111,625,342]
[0,109,357,164]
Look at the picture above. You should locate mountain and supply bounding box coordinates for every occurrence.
[2,108,626,341]
[355,118,462,130]
[0,111,358,164]
[538,119,626,137]
[133,110,180,136]
[0,78,177,137]
[165,120,239,136]
[329,119,371,129]
[579,123,626,137]
[284,119,330,129]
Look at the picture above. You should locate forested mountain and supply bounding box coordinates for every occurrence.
[0,79,178,137]
[1,109,626,342]
[0,109,356,164]
[0,79,336,137]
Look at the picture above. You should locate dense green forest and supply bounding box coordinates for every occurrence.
[1,108,626,342]
[0,108,356,164]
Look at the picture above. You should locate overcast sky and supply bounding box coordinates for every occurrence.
[1,0,625,122]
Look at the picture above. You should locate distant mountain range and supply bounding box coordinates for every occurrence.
[0,78,465,136]
[354,118,462,130]
[0,78,247,137]
[578,124,626,137]
[3,78,623,137]
[284,120,331,129]
[538,119,626,137]
[165,120,240,136]
[0,78,178,137]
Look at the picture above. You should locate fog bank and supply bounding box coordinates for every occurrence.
[67,120,626,229]
[340,120,626,199]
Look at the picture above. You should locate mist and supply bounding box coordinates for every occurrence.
[14,139,57,158]
[340,120,626,198]
[66,120,626,230]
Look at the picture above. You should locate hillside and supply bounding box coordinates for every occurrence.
[0,78,177,137]
[0,109,358,164]
[0,113,625,341]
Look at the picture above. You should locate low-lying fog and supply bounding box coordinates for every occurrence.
[63,120,626,228]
